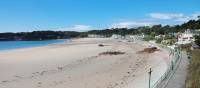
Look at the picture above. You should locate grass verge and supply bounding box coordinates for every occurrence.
[186,49,200,88]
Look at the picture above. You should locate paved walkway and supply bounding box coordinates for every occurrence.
[165,52,189,88]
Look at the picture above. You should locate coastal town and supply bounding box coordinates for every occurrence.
[0,17,200,88]
[0,0,200,88]
[88,29,200,49]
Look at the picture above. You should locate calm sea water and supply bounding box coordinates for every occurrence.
[0,40,65,51]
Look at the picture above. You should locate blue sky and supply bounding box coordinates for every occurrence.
[0,0,200,32]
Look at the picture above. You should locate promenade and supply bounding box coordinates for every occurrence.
[165,51,189,88]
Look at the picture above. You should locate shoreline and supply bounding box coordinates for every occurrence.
[0,39,67,52]
[0,38,170,88]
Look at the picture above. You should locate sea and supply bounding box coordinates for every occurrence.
[0,39,66,51]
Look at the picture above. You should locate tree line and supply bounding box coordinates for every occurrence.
[0,16,199,41]
[0,31,85,41]
[87,16,200,36]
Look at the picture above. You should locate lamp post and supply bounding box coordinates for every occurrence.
[148,68,152,88]
[171,60,174,70]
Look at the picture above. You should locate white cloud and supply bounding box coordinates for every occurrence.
[34,12,200,32]
[149,13,184,20]
[192,13,200,20]
[149,12,200,22]
[55,25,93,32]
[174,16,190,22]
[110,21,157,28]
[111,12,200,28]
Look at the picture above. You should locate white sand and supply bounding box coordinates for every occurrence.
[0,38,170,88]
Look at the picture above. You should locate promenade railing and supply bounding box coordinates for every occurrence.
[151,45,182,88]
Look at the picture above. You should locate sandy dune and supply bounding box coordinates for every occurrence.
[0,38,170,88]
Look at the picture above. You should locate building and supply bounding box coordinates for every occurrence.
[125,34,145,41]
[87,34,105,38]
[111,34,123,39]
[155,35,165,39]
[176,29,199,44]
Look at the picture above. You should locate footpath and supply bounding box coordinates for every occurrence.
[165,51,189,88]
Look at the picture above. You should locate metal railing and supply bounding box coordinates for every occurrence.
[151,45,182,88]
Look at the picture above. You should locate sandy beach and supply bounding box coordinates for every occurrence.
[0,38,170,88]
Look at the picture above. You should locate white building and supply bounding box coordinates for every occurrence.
[176,29,199,44]
[87,34,105,38]
[125,34,145,41]
[111,34,123,39]
[155,35,165,39]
